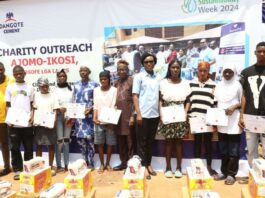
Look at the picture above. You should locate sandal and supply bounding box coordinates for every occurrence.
[225,176,236,185]
[208,169,218,176]
[13,171,21,180]
[105,164,113,171]
[98,165,104,174]
[213,173,226,181]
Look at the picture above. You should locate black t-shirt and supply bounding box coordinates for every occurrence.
[240,64,265,115]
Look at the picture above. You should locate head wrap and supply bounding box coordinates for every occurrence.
[37,76,49,87]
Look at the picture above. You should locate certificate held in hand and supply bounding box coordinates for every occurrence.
[65,103,86,119]
[98,107,122,125]
[244,114,265,133]
[5,107,31,127]
[206,108,228,126]
[161,104,186,124]
[189,116,213,134]
[33,110,56,128]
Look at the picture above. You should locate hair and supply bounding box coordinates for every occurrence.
[13,65,24,73]
[165,59,182,79]
[56,69,72,91]
[256,42,265,48]
[99,70,111,84]
[117,59,129,67]
[0,62,4,68]
[141,52,157,65]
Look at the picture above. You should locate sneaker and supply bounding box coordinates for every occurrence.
[0,168,11,176]
[175,169,182,178]
[165,170,173,178]
[56,167,64,173]
[13,171,21,180]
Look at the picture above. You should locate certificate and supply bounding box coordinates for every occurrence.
[65,103,86,119]
[98,107,122,125]
[189,116,213,134]
[33,110,56,128]
[206,108,228,126]
[5,107,31,127]
[161,104,186,124]
[244,114,265,133]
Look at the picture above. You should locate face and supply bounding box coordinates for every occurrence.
[198,66,209,82]
[79,67,90,81]
[57,72,67,84]
[200,39,207,49]
[0,65,5,81]
[13,67,26,83]
[187,42,193,49]
[223,69,234,81]
[100,76,110,88]
[170,62,181,79]
[169,44,174,50]
[255,46,265,64]
[117,63,128,79]
[143,56,155,73]
[179,49,184,56]
[39,85,49,94]
[159,45,164,52]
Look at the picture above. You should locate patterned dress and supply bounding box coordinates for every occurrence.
[73,80,99,167]
[157,79,191,139]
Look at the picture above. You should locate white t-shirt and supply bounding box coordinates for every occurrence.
[34,92,59,112]
[160,79,191,102]
[5,82,34,112]
[94,86,117,116]
[53,86,74,108]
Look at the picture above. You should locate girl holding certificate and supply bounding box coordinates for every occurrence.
[186,61,217,176]
[33,77,59,176]
[157,59,191,178]
[54,69,74,172]
[93,70,117,173]
[214,65,242,185]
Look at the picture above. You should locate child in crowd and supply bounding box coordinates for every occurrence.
[54,69,74,172]
[93,70,117,173]
[33,77,59,176]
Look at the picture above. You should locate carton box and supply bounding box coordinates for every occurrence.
[19,166,52,194]
[64,169,92,198]
[253,159,265,181]
[186,167,213,197]
[249,168,265,198]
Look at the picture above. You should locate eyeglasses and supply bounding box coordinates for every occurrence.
[143,60,154,64]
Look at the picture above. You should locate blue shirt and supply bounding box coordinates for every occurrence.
[73,80,99,138]
[132,70,160,118]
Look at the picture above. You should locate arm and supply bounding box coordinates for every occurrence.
[93,109,100,125]
[133,93,142,125]
[238,91,246,129]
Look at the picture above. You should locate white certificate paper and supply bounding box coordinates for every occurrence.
[98,107,122,125]
[34,110,56,128]
[206,108,228,126]
[65,103,86,119]
[244,114,265,133]
[189,116,213,134]
[5,107,31,127]
[161,104,186,124]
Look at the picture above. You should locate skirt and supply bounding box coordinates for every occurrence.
[157,101,189,139]
[34,126,57,145]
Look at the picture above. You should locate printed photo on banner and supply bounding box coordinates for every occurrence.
[103,22,246,84]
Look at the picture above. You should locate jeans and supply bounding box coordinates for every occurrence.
[194,132,213,166]
[55,113,72,168]
[9,127,33,172]
[246,132,265,167]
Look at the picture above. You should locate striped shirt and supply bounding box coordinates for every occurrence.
[188,79,216,117]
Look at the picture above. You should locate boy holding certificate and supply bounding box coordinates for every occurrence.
[214,65,242,185]
[157,59,191,178]
[33,77,59,176]
[5,65,34,180]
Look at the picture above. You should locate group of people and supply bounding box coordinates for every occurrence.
[0,41,265,185]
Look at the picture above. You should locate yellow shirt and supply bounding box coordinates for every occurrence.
[0,76,15,123]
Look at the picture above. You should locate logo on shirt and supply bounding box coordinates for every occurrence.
[12,90,28,97]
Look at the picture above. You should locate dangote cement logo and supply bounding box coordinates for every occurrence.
[0,12,24,34]
[181,0,240,14]
[182,0,197,14]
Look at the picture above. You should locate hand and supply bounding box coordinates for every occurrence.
[136,113,142,126]
[29,114,34,124]
[84,107,92,115]
[60,107,66,113]
[213,125,218,133]
[225,106,235,116]
[93,119,100,125]
[238,116,245,129]
[129,116,134,126]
